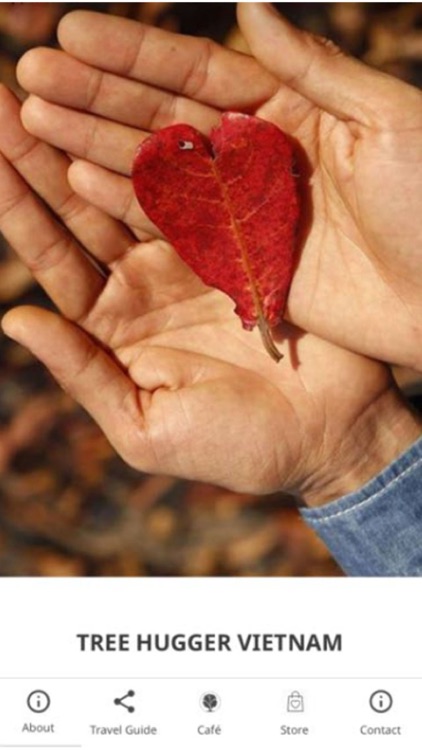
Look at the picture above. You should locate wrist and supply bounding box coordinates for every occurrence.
[302,388,422,508]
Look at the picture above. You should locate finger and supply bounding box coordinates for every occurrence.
[57,11,279,111]
[238,3,422,127]
[0,85,134,266]
[0,152,104,321]
[68,160,163,241]
[18,47,220,134]
[1,306,152,470]
[21,95,142,176]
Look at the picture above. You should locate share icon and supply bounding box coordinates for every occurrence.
[114,690,136,713]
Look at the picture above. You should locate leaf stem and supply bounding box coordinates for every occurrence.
[258,315,283,363]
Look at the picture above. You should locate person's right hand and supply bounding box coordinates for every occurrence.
[16,3,422,370]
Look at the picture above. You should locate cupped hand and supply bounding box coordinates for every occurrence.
[2,86,417,503]
[16,3,422,370]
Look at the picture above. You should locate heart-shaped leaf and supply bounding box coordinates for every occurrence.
[132,113,300,361]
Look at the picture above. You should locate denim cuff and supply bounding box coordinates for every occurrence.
[301,436,422,577]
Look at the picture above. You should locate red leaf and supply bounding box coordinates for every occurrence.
[132,113,300,361]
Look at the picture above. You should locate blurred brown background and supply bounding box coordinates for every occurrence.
[0,2,421,577]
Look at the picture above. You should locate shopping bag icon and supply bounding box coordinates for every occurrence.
[287,691,304,712]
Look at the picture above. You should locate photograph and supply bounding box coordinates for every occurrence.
[0,1,421,578]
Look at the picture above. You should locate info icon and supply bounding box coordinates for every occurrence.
[200,692,221,713]
[370,690,393,713]
[27,690,51,713]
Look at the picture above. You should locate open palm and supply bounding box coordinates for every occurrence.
[1,5,421,503]
[0,84,404,501]
[15,3,422,371]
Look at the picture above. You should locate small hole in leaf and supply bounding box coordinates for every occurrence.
[178,140,194,151]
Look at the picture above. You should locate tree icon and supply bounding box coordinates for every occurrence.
[201,693,220,712]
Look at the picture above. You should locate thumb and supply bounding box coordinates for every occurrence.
[238,3,421,127]
[1,306,150,469]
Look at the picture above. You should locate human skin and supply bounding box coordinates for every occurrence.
[15,2,422,370]
[0,4,420,506]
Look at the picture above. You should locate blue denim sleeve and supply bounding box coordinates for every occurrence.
[300,436,422,576]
